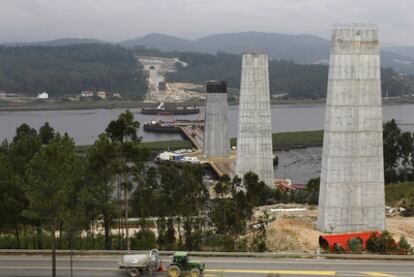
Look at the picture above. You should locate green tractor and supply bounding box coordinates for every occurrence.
[167,251,205,277]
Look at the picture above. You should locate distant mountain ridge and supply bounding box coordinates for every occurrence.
[385,45,414,59]
[2,38,107,47]
[121,33,205,52]
[120,32,414,73]
[120,32,330,64]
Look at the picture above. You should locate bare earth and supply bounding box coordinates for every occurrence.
[260,204,414,252]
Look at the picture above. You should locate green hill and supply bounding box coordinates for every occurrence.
[0,44,147,98]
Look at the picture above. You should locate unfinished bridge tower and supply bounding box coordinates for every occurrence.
[236,52,273,186]
[203,81,230,157]
[318,24,385,233]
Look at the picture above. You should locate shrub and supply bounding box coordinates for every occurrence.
[333,243,345,254]
[204,232,237,251]
[398,235,413,255]
[131,229,157,250]
[347,237,364,253]
[0,235,19,249]
[366,231,398,254]
[366,232,381,253]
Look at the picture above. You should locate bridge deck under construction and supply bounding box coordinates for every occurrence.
[179,125,236,178]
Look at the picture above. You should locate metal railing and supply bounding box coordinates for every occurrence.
[0,249,413,261]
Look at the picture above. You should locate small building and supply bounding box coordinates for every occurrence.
[37,92,48,99]
[112,92,121,98]
[0,91,6,98]
[81,91,94,97]
[276,180,306,192]
[96,91,106,99]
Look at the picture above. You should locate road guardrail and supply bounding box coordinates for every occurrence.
[0,249,413,261]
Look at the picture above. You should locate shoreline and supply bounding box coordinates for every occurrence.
[0,100,147,112]
[75,130,324,153]
[1,97,414,112]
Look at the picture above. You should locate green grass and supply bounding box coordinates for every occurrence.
[0,100,146,111]
[272,130,323,146]
[385,182,414,206]
[76,139,192,154]
[136,140,192,150]
[76,130,324,154]
[230,130,324,150]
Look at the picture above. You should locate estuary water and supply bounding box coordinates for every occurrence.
[1,103,414,145]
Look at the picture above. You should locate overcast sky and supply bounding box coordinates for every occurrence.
[0,0,413,45]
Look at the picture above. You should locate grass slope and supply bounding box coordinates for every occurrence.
[230,130,324,150]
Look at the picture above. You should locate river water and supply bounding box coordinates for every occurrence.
[1,104,413,183]
[2,103,414,145]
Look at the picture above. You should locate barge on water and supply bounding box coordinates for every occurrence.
[143,120,204,133]
[141,102,200,115]
[143,121,181,133]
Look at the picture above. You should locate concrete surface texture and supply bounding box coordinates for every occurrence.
[318,23,385,233]
[236,52,274,186]
[204,81,230,157]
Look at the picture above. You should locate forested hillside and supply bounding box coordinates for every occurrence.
[0,44,147,98]
[132,48,411,99]
[124,32,414,74]
[0,43,411,101]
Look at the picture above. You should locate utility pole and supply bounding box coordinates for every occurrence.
[125,181,130,251]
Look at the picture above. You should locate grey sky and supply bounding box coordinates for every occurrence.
[0,0,413,45]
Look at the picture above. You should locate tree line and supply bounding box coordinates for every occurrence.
[0,44,148,99]
[0,44,410,101]
[133,46,413,99]
[383,119,414,183]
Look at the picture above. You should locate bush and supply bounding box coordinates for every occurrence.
[333,243,345,254]
[366,231,398,254]
[202,232,236,252]
[0,235,20,249]
[112,234,126,250]
[398,235,413,255]
[401,197,414,216]
[347,237,364,253]
[131,230,157,250]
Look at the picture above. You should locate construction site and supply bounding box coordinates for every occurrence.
[137,24,414,255]
[257,204,414,253]
[138,56,204,103]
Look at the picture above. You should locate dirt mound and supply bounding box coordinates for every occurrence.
[262,204,414,252]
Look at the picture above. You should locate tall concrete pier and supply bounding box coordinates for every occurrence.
[318,24,385,233]
[203,81,230,157]
[236,52,273,186]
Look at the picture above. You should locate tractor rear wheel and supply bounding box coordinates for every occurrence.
[168,265,181,277]
[190,268,201,277]
[127,268,140,277]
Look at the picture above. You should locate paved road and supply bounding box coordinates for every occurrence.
[0,255,413,277]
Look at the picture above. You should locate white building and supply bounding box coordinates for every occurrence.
[81,91,94,97]
[96,91,106,99]
[112,92,121,98]
[37,92,49,99]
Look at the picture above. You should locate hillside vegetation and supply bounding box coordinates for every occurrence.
[0,43,412,101]
[386,182,414,211]
[0,44,148,98]
[132,48,412,99]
